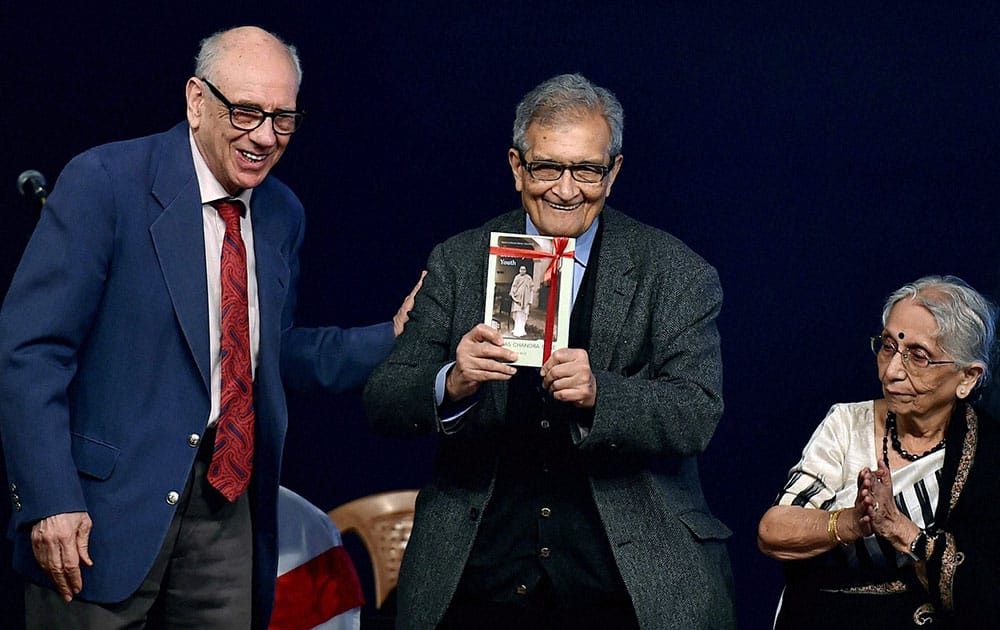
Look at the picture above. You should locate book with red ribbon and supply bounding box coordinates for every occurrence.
[484,232,576,367]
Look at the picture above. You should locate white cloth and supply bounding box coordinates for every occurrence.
[273,487,361,630]
[776,400,942,528]
[509,272,533,315]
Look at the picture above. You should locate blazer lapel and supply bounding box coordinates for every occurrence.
[247,190,290,379]
[150,124,211,392]
[588,210,637,370]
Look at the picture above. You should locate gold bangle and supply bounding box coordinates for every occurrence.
[828,508,847,545]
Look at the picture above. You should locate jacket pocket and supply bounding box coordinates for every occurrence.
[70,433,120,480]
[678,509,733,541]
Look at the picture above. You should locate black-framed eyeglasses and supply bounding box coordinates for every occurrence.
[516,149,615,184]
[200,77,304,135]
[870,335,956,371]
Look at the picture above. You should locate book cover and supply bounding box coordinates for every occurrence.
[484,232,575,367]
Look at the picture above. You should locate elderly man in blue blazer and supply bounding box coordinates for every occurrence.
[0,26,415,629]
[365,74,736,629]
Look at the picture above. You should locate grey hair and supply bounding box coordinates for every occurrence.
[881,275,997,385]
[195,27,303,87]
[512,73,624,156]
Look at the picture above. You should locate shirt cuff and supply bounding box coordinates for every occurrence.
[434,362,478,434]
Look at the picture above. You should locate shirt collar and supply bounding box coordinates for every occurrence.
[188,128,253,210]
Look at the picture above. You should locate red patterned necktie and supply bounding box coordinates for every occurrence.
[207,198,255,502]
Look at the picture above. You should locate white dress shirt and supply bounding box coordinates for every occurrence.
[189,131,261,428]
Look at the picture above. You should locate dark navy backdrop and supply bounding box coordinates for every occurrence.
[2,3,999,628]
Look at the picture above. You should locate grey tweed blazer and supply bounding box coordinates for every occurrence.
[364,207,736,629]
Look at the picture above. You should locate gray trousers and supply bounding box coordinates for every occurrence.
[25,431,253,629]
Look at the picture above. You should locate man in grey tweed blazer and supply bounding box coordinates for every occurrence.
[365,74,735,629]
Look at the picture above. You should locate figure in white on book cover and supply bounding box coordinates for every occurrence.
[509,265,534,336]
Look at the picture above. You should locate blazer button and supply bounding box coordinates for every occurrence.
[9,482,16,492]
[13,501,21,512]
[540,507,551,518]
[166,491,180,505]
[468,507,479,521]
[188,433,201,447]
[515,584,528,596]
[539,547,551,559]
[539,419,551,429]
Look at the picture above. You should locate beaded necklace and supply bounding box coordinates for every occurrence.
[882,411,946,467]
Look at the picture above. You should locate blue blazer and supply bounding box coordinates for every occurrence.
[0,122,392,627]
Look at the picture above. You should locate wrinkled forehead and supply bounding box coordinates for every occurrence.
[524,115,614,161]
[885,297,941,342]
[533,104,604,129]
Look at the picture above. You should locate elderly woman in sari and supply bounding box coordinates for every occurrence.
[758,276,1000,628]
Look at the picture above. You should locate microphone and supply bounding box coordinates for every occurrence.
[17,169,48,206]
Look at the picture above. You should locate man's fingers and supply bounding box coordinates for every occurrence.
[55,532,85,597]
[50,566,74,602]
[64,564,84,597]
[41,543,75,601]
[78,543,94,568]
[467,323,506,346]
[459,331,518,366]
[465,345,518,367]
[460,354,517,379]
[542,363,589,390]
[76,521,94,567]
[409,270,427,296]
[465,367,516,383]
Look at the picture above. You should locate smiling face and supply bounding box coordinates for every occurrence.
[878,298,982,422]
[186,28,299,195]
[508,111,622,237]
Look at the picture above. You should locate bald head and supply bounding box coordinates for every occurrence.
[195,26,302,88]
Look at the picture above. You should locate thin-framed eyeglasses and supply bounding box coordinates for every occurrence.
[516,149,615,184]
[869,335,956,371]
[200,77,304,135]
